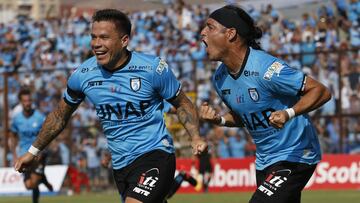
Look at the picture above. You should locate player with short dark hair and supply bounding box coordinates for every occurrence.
[9,88,53,203]
[199,5,331,203]
[15,9,207,203]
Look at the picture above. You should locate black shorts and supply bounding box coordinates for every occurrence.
[198,153,212,174]
[113,150,175,203]
[24,152,47,181]
[249,161,317,203]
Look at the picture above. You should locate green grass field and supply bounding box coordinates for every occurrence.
[0,190,359,203]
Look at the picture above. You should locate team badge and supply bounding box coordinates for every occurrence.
[130,78,141,92]
[248,88,259,102]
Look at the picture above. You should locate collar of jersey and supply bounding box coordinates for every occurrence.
[228,47,250,80]
[102,50,132,73]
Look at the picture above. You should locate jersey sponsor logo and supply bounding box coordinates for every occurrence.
[133,187,150,196]
[95,100,151,121]
[110,85,121,93]
[263,61,284,81]
[87,80,103,87]
[81,67,89,73]
[236,94,245,103]
[241,108,275,131]
[265,173,288,187]
[90,66,99,71]
[129,65,152,71]
[244,70,259,77]
[156,58,168,75]
[258,185,274,196]
[248,88,259,102]
[130,78,141,92]
[137,168,160,192]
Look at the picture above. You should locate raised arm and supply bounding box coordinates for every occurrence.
[168,90,207,155]
[14,99,78,172]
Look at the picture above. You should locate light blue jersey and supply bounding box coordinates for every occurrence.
[213,47,321,170]
[64,51,180,170]
[10,110,45,156]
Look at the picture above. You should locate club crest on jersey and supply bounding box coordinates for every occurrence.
[130,78,141,92]
[248,88,259,102]
[263,61,284,81]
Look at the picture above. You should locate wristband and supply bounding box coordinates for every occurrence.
[219,116,226,126]
[28,145,40,156]
[285,108,296,120]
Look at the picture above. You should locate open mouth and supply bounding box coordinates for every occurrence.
[202,40,208,47]
[94,51,107,57]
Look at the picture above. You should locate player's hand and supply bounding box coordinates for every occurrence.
[14,152,37,173]
[199,102,221,124]
[191,137,208,155]
[269,110,289,129]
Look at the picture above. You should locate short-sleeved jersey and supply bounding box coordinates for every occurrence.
[212,47,321,170]
[10,110,45,156]
[64,51,181,170]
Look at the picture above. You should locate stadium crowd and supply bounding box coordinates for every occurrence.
[0,0,359,191]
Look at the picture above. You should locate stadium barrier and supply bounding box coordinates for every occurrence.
[0,165,68,196]
[176,154,360,193]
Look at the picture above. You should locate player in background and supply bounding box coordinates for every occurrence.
[9,88,53,203]
[15,9,207,203]
[199,5,331,203]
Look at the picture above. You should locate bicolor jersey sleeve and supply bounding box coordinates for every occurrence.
[260,61,305,96]
[63,69,85,106]
[152,58,181,100]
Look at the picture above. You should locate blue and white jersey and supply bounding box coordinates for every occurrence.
[10,110,45,156]
[64,51,180,170]
[213,47,321,170]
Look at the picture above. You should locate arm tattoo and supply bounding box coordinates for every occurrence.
[33,100,77,150]
[170,91,200,138]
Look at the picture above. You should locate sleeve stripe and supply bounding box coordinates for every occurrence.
[297,74,307,96]
[166,84,182,102]
[63,97,80,107]
[67,85,85,100]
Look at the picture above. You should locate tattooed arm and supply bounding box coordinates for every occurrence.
[33,99,78,150]
[14,100,78,172]
[169,90,207,155]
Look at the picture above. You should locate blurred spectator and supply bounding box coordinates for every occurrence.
[227,128,247,158]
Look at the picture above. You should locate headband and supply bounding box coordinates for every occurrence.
[209,6,250,37]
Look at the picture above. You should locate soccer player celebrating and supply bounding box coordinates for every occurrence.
[9,89,53,203]
[199,5,331,203]
[15,9,207,203]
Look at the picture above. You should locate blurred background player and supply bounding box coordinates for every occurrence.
[14,8,207,203]
[9,88,53,203]
[200,5,331,203]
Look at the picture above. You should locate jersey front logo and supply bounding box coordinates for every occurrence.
[248,88,259,102]
[130,78,141,92]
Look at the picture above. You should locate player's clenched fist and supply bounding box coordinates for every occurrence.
[269,110,289,129]
[199,102,221,124]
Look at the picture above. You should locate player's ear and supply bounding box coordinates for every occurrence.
[227,28,237,42]
[121,34,130,47]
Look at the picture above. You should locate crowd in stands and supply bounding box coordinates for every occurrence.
[0,0,359,190]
